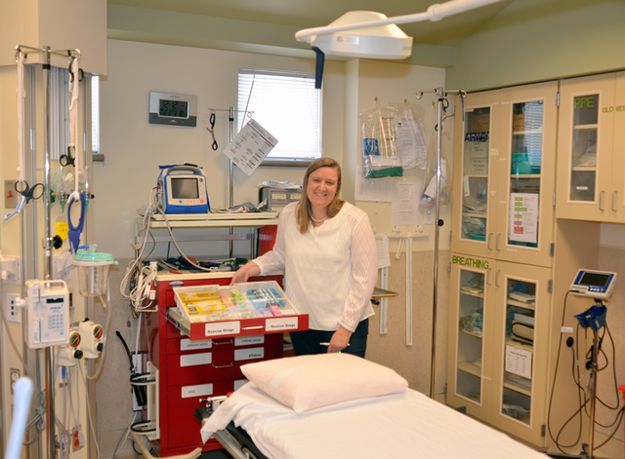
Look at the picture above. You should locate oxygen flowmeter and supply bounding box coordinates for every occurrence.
[25,279,70,349]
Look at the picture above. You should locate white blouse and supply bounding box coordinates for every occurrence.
[253,201,377,332]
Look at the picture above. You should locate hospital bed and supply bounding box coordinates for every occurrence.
[199,353,550,459]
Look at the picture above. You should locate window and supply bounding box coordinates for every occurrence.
[237,70,322,165]
[49,70,101,161]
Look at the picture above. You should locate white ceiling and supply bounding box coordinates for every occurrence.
[107,0,512,46]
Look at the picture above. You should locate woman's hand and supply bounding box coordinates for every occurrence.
[230,261,260,285]
[328,326,352,353]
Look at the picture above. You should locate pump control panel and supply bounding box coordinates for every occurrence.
[25,279,70,348]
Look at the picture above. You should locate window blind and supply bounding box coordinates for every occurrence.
[237,70,322,164]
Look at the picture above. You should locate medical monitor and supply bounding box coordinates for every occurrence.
[570,269,616,300]
[163,174,209,214]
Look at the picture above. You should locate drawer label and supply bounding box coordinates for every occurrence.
[235,335,264,346]
[180,352,212,367]
[235,347,265,361]
[181,383,213,399]
[205,321,240,337]
[266,317,298,331]
[234,379,247,391]
[180,338,212,351]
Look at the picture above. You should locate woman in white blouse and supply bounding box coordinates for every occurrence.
[231,157,378,356]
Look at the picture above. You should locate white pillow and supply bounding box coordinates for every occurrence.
[240,353,408,413]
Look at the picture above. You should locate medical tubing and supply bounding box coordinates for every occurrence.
[119,188,157,307]
[77,364,101,459]
[16,51,26,182]
[158,208,222,273]
[69,55,81,197]
[5,51,28,222]
[115,330,135,371]
[111,411,138,458]
[547,290,584,453]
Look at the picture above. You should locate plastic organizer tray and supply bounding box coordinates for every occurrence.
[169,280,309,340]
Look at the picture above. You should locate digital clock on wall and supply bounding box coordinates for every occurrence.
[149,91,197,127]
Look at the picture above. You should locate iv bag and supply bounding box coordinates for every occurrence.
[360,106,403,179]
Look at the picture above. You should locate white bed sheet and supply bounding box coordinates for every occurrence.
[201,382,549,459]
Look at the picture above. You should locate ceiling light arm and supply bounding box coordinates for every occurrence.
[295,0,503,44]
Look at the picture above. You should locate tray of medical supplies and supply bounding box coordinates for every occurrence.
[167,281,309,340]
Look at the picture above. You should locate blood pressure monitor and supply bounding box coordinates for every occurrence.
[569,269,616,300]
[159,164,210,214]
[149,91,197,127]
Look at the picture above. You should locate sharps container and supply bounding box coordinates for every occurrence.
[73,245,115,297]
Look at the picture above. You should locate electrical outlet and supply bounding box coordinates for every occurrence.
[10,368,20,394]
[5,293,21,323]
[0,255,21,283]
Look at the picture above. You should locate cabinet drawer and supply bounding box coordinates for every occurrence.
[166,333,282,354]
[167,346,279,385]
[165,379,244,449]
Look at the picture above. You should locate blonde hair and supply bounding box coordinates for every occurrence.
[296,157,343,233]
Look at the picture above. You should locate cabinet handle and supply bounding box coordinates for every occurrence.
[496,233,502,252]
[486,268,492,287]
[599,190,605,211]
[612,191,618,212]
[487,233,494,251]
[495,269,501,288]
[212,362,234,369]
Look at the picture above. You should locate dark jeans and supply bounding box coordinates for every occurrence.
[290,319,369,358]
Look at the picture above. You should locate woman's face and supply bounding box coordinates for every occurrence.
[306,166,339,210]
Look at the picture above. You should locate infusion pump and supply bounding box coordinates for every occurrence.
[569,269,616,300]
[25,279,70,349]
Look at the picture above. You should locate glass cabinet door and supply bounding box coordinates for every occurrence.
[508,100,544,249]
[456,268,486,404]
[501,277,536,425]
[569,94,599,203]
[461,107,491,243]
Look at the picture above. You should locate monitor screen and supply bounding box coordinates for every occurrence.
[171,177,199,199]
[159,99,189,119]
[579,271,610,288]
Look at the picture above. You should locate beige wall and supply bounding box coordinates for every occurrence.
[447,0,625,91]
[95,39,347,259]
[0,0,107,74]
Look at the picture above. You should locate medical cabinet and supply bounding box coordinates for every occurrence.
[447,81,614,455]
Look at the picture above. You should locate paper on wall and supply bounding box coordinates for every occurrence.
[508,193,538,244]
[375,234,391,269]
[392,181,420,226]
[223,119,278,176]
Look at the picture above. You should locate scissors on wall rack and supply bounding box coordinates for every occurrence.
[14,180,44,204]
[59,146,75,167]
[207,112,218,151]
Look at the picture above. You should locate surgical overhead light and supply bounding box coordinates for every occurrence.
[295,0,505,88]
[305,11,413,61]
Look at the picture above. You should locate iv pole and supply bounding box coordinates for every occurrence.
[14,44,81,459]
[428,87,462,398]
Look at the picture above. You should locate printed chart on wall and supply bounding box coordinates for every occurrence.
[509,193,538,244]
[224,119,278,176]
